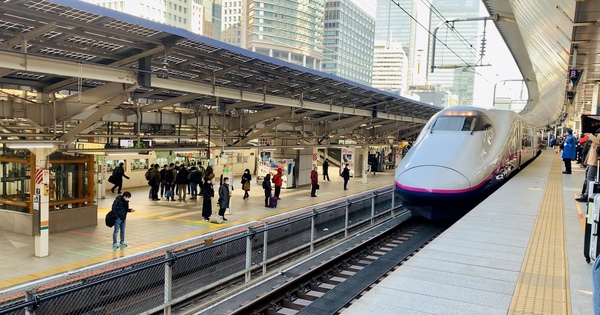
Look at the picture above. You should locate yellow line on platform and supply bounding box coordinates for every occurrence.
[508,154,571,315]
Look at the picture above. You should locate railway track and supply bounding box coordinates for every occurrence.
[192,218,449,315]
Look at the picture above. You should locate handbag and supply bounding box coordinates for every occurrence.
[108,175,116,184]
[209,213,223,224]
[316,184,320,190]
[243,182,250,191]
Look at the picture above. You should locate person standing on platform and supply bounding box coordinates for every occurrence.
[201,178,214,221]
[176,165,190,201]
[341,164,350,191]
[310,167,319,197]
[323,159,331,181]
[160,164,168,198]
[273,168,283,200]
[110,162,129,194]
[111,191,134,249]
[262,174,272,207]
[241,169,252,200]
[149,164,161,200]
[189,166,200,200]
[562,128,576,174]
[164,163,176,200]
[218,177,231,222]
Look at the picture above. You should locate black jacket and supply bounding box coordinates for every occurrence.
[111,195,131,221]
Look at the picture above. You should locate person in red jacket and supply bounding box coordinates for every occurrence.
[310,166,318,197]
[272,168,283,200]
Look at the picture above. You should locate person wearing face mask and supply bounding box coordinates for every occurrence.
[202,178,215,221]
[218,177,231,222]
[241,169,252,200]
[111,191,134,250]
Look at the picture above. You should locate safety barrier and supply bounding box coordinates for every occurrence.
[0,185,401,315]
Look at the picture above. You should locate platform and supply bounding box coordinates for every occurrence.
[0,170,392,290]
[341,150,593,315]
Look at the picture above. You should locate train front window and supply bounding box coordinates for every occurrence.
[431,116,477,131]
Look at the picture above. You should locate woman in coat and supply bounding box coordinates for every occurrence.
[241,169,252,200]
[218,177,231,222]
[562,128,577,174]
[310,167,318,197]
[262,173,272,207]
[201,179,214,221]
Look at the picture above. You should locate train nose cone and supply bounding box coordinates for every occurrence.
[396,166,471,193]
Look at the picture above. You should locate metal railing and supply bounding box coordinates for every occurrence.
[0,185,402,315]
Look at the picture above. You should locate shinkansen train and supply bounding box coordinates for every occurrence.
[395,106,543,219]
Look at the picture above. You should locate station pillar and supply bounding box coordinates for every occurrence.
[32,147,53,258]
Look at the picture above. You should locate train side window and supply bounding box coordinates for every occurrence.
[476,113,493,131]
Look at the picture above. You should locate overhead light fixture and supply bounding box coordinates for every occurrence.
[107,152,140,156]
[262,148,276,151]
[223,148,241,152]
[5,141,62,149]
[292,147,305,150]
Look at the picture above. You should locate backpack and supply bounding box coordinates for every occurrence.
[105,211,116,228]
[145,169,151,181]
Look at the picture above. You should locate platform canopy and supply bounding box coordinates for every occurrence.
[483,0,600,128]
[0,0,441,147]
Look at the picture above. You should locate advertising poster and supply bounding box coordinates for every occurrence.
[341,148,355,176]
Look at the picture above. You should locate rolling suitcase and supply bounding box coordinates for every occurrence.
[269,196,278,208]
[209,213,223,224]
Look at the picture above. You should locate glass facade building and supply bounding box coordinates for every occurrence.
[322,0,375,86]
[428,0,481,105]
[244,0,325,69]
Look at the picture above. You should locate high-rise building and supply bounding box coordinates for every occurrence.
[427,0,482,105]
[221,0,244,46]
[374,0,418,89]
[239,0,325,70]
[322,0,375,86]
[372,40,407,94]
[83,0,222,39]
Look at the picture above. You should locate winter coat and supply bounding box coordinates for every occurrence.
[562,134,577,160]
[111,195,132,221]
[176,168,190,185]
[341,167,350,180]
[310,170,318,185]
[241,172,252,190]
[323,161,329,175]
[272,169,283,187]
[112,166,128,184]
[218,184,231,209]
[149,169,161,186]
[262,176,272,197]
[585,134,600,167]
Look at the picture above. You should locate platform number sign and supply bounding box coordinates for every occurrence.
[569,69,583,88]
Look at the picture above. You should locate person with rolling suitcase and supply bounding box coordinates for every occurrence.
[263,173,273,208]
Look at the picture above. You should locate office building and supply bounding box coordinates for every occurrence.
[83,0,222,39]
[322,0,375,86]
[372,40,408,94]
[427,0,482,105]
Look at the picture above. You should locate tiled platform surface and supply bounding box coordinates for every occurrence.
[342,151,593,315]
[0,170,393,289]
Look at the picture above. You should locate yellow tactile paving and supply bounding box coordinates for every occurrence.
[508,154,571,315]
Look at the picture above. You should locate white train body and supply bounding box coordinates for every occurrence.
[395,106,541,219]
